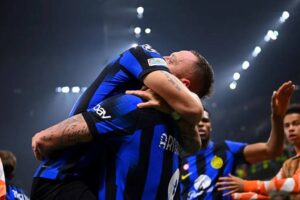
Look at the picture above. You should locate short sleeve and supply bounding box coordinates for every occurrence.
[225,140,248,164]
[119,44,170,81]
[82,94,143,137]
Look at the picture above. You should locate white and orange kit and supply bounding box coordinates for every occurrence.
[233,153,300,200]
[0,158,6,200]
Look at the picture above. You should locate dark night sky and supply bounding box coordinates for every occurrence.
[0,0,299,193]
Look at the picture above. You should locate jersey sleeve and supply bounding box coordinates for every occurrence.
[119,44,170,81]
[231,192,270,200]
[82,94,143,137]
[225,140,248,164]
[242,168,300,195]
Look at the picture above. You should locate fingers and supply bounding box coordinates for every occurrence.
[277,81,292,93]
[218,176,234,181]
[216,177,235,187]
[223,188,239,197]
[126,90,151,100]
[284,84,296,97]
[137,101,158,109]
[32,145,43,161]
[271,90,277,108]
[217,185,237,191]
[277,81,295,97]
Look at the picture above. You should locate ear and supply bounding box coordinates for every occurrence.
[180,78,191,88]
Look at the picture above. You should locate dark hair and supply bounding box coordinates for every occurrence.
[0,150,17,179]
[285,104,300,116]
[190,50,214,98]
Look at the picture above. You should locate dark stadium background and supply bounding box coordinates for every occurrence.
[0,0,299,193]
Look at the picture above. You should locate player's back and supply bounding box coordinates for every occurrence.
[95,94,181,200]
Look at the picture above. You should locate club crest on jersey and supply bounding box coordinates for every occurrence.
[210,155,223,169]
[147,58,167,67]
[93,104,111,119]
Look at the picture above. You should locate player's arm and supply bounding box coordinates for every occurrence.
[142,70,203,126]
[217,168,300,196]
[243,81,295,163]
[126,88,201,153]
[32,113,92,160]
[177,119,201,155]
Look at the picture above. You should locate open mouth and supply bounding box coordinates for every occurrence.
[288,134,297,141]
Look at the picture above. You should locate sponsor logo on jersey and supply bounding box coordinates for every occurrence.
[93,104,111,119]
[168,169,180,200]
[147,58,167,67]
[210,155,223,169]
[12,189,29,200]
[181,172,192,180]
[159,133,180,154]
[187,174,212,200]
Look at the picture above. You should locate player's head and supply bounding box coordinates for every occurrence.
[284,104,300,149]
[164,50,214,98]
[0,150,17,180]
[197,108,212,147]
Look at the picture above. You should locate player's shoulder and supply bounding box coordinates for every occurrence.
[138,44,159,53]
[281,154,300,168]
[128,44,160,55]
[289,154,300,161]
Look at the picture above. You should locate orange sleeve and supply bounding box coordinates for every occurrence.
[231,192,270,200]
[0,180,6,200]
[243,180,266,193]
[243,168,300,194]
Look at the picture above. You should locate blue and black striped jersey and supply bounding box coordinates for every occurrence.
[180,140,247,200]
[34,44,169,181]
[6,183,29,200]
[83,94,181,200]
[70,44,169,116]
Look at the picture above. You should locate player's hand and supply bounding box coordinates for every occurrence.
[32,134,44,161]
[126,89,172,114]
[271,81,295,118]
[216,174,245,196]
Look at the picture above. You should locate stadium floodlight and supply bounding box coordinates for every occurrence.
[145,28,151,34]
[137,7,144,15]
[55,87,62,93]
[242,61,250,70]
[280,11,290,23]
[229,81,237,90]
[134,27,142,35]
[137,6,144,19]
[61,86,70,93]
[72,86,80,93]
[233,72,240,80]
[252,46,261,57]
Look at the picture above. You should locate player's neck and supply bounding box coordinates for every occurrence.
[201,139,210,149]
[294,145,300,154]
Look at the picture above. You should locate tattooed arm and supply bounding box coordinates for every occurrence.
[138,70,203,126]
[32,113,92,160]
